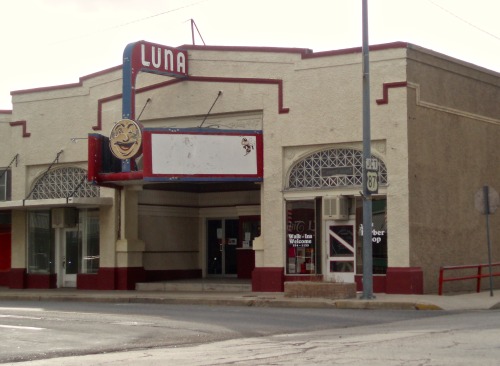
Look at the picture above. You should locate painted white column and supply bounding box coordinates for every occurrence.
[116,186,145,268]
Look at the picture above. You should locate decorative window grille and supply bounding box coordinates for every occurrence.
[286,148,387,190]
[31,167,99,199]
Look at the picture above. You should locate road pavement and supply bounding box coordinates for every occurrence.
[2,305,499,366]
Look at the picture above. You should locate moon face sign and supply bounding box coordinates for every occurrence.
[109,119,142,159]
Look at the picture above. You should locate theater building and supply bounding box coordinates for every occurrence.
[0,41,498,294]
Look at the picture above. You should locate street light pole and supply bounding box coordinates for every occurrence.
[361,0,374,299]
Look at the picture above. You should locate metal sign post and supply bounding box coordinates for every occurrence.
[475,185,499,297]
[484,186,494,297]
[361,0,374,299]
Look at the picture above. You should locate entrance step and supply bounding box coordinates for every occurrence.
[136,279,252,292]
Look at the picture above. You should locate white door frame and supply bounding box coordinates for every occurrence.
[324,219,356,283]
[58,227,79,288]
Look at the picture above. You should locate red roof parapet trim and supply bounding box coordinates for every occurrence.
[10,65,122,96]
[376,81,408,105]
[9,120,31,137]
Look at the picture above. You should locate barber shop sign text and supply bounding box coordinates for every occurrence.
[359,224,386,244]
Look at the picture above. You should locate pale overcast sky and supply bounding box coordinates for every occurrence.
[1,0,499,110]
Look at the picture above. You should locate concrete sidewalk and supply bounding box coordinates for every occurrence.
[1,288,500,311]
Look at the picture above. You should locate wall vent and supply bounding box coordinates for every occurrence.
[323,196,349,220]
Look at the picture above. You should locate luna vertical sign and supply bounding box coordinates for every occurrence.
[122,40,189,120]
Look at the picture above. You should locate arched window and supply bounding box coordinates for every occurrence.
[31,167,99,199]
[286,148,387,190]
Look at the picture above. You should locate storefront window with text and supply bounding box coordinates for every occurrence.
[286,200,316,275]
[356,198,388,274]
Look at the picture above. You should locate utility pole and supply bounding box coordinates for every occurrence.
[361,0,375,299]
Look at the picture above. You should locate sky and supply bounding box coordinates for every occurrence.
[1,0,499,110]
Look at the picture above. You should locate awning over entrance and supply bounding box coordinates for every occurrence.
[0,197,113,210]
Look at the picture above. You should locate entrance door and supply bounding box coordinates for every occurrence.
[325,220,356,283]
[207,219,238,276]
[62,228,79,287]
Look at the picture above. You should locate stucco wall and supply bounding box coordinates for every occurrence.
[267,47,410,269]
[140,215,199,270]
[407,46,500,293]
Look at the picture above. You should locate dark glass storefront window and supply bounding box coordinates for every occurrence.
[27,209,100,275]
[356,198,388,274]
[372,200,388,274]
[28,211,55,274]
[82,209,100,274]
[286,200,316,275]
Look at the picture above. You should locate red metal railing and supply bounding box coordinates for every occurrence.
[438,262,500,295]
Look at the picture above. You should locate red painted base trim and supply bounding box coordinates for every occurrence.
[92,268,117,290]
[115,267,146,290]
[7,269,57,289]
[78,268,144,290]
[78,268,202,290]
[76,273,100,290]
[252,267,284,292]
[6,271,58,289]
[355,274,387,293]
[385,267,423,294]
[9,268,26,289]
[82,267,146,290]
[0,271,9,287]
[236,250,255,279]
[5,268,204,290]
[26,274,57,289]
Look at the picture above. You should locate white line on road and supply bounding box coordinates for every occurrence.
[0,314,43,320]
[0,324,44,331]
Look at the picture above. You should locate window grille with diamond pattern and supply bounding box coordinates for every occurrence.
[31,167,99,199]
[287,148,387,190]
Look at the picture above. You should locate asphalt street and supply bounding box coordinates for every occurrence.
[0,302,497,366]
[0,300,443,364]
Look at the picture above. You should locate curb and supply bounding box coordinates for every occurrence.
[415,303,443,311]
[333,300,433,310]
[0,293,446,311]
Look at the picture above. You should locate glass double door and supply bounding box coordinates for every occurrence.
[207,219,239,276]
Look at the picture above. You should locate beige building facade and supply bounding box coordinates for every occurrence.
[0,41,498,294]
